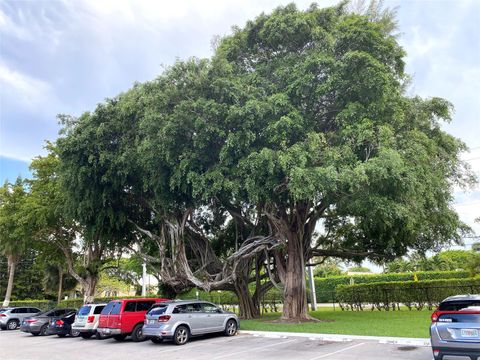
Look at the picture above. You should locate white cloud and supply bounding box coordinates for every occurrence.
[0,7,32,40]
[454,147,480,238]
[0,62,54,109]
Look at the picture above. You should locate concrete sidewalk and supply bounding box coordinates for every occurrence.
[239,330,431,347]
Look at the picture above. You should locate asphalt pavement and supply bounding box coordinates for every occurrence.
[0,328,437,360]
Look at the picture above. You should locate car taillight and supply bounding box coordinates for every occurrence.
[87,316,95,323]
[431,312,439,322]
[26,319,37,323]
[0,314,6,317]
[55,320,64,326]
[158,315,171,322]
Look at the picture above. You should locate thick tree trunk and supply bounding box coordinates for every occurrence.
[2,255,17,307]
[281,233,310,321]
[83,275,98,303]
[235,278,260,319]
[57,268,64,304]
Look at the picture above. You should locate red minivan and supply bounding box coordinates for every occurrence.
[97,298,169,342]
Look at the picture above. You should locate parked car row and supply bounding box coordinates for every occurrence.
[1,298,239,346]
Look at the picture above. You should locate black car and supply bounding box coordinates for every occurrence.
[48,311,80,337]
[20,308,76,336]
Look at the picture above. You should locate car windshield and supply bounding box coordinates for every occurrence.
[101,302,115,315]
[110,302,122,315]
[78,306,91,316]
[101,301,121,315]
[148,305,167,316]
[439,301,480,311]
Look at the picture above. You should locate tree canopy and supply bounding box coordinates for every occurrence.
[52,2,473,320]
[3,2,475,320]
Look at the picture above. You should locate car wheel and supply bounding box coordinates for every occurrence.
[7,320,19,330]
[173,325,189,345]
[113,334,127,341]
[150,337,163,344]
[80,332,93,339]
[95,332,105,340]
[224,319,237,336]
[70,329,81,337]
[131,324,146,342]
[39,324,48,336]
[57,334,67,338]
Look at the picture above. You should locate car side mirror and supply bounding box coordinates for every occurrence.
[217,309,223,313]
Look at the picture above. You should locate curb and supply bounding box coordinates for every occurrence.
[238,330,431,347]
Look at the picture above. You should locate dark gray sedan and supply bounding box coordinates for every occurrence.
[20,308,76,336]
[142,300,239,345]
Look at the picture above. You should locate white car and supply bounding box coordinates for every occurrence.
[72,303,107,339]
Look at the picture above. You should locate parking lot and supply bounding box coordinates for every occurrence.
[0,330,435,360]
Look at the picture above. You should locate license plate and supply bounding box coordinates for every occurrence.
[147,320,155,325]
[461,329,479,337]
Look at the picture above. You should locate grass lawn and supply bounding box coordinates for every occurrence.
[240,308,432,338]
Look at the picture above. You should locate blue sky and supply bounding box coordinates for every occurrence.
[0,0,479,241]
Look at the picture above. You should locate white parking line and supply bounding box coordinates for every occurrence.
[148,335,245,355]
[212,338,297,359]
[308,342,366,360]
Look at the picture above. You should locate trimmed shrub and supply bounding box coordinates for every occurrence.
[337,277,480,311]
[315,270,470,302]
[7,300,53,311]
[6,295,163,311]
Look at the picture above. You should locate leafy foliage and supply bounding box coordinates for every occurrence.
[313,259,344,277]
[0,179,31,260]
[337,277,480,311]
[314,270,470,302]
[385,250,480,272]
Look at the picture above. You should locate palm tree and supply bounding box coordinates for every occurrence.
[0,179,31,307]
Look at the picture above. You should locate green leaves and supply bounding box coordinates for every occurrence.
[50,3,474,293]
[0,179,31,258]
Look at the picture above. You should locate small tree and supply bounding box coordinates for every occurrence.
[0,179,31,306]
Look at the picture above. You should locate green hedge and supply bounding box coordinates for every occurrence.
[337,277,480,311]
[6,295,163,311]
[7,300,53,311]
[57,295,159,309]
[315,270,470,302]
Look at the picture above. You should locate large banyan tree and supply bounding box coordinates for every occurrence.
[56,3,473,320]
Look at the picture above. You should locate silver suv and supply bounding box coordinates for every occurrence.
[142,300,239,345]
[0,307,42,330]
[430,294,480,360]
